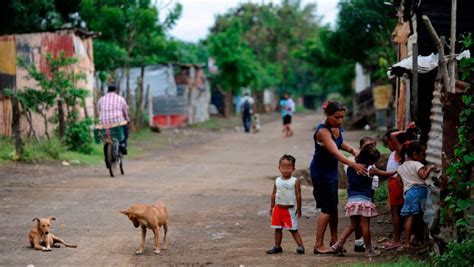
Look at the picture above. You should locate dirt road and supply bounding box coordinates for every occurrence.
[0,113,397,266]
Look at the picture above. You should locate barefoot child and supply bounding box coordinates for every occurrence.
[331,145,383,257]
[266,154,305,254]
[398,141,437,250]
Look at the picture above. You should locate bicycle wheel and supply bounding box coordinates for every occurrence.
[105,143,115,177]
[119,157,124,175]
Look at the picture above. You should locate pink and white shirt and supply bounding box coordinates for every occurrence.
[98,93,129,125]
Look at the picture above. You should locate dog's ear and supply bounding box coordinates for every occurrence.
[49,217,56,221]
[32,218,39,222]
[119,210,129,216]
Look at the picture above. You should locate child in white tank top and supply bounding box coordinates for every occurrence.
[266,155,305,255]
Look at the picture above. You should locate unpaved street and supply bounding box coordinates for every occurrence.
[0,113,396,266]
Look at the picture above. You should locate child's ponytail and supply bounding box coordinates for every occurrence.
[400,140,424,163]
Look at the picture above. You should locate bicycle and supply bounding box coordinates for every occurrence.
[93,122,126,177]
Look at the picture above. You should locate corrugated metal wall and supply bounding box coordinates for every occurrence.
[0,35,16,136]
[425,84,443,166]
[0,30,95,137]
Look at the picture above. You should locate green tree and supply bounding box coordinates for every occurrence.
[0,0,84,35]
[298,0,396,104]
[81,0,182,129]
[209,1,320,107]
[208,20,262,116]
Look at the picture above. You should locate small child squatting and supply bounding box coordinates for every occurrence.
[266,154,305,254]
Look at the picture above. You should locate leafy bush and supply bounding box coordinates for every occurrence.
[431,237,474,267]
[65,118,93,154]
[374,180,388,204]
[295,104,307,113]
[350,256,428,267]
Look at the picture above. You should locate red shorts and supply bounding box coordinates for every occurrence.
[388,178,404,206]
[271,205,298,230]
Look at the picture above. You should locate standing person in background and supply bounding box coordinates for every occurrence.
[280,93,295,137]
[239,92,255,133]
[310,101,367,254]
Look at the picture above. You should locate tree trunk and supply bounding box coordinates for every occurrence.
[57,99,66,139]
[25,110,40,143]
[134,66,145,129]
[11,95,24,160]
[125,61,131,104]
[40,111,51,140]
[255,90,264,113]
[223,90,233,118]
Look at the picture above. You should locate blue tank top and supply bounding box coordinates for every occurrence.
[346,167,372,198]
[310,123,344,183]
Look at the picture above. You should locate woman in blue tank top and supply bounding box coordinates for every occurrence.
[310,101,367,254]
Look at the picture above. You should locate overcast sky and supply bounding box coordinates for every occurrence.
[166,0,339,43]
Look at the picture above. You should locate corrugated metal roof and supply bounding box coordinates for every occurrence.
[425,85,443,165]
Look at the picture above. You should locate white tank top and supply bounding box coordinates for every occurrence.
[387,151,400,172]
[275,176,297,205]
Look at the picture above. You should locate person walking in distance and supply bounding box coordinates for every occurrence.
[239,92,255,133]
[281,93,295,137]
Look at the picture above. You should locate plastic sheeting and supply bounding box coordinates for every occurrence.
[387,50,471,78]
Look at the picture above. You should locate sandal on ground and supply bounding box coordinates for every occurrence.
[313,247,336,255]
[396,245,412,251]
[330,242,345,254]
[296,246,305,254]
[365,249,381,258]
[383,242,401,250]
[266,246,283,254]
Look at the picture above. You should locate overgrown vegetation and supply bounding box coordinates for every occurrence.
[430,235,474,267]
[441,33,474,240]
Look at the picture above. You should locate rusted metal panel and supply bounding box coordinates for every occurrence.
[40,33,74,75]
[0,35,16,94]
[0,30,95,137]
[425,84,443,166]
[0,35,16,136]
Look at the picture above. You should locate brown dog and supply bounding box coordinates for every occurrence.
[29,217,77,251]
[120,202,168,254]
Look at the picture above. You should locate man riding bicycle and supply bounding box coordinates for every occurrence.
[98,84,130,155]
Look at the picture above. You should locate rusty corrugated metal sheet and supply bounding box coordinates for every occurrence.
[425,85,443,166]
[40,34,74,75]
[0,30,95,137]
[0,35,16,94]
[0,35,16,136]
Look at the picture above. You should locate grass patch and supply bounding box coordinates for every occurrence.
[374,179,388,204]
[189,116,241,130]
[60,143,103,165]
[295,104,307,113]
[349,256,428,267]
[377,144,391,155]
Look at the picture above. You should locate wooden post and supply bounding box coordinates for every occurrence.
[449,0,457,93]
[412,43,419,121]
[405,75,411,126]
[422,15,450,93]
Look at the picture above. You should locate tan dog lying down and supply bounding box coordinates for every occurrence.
[29,217,77,251]
[120,202,168,254]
